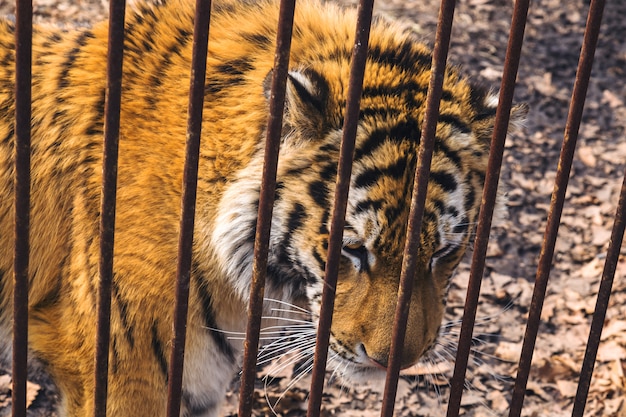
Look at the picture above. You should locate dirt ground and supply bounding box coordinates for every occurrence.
[0,0,625,415]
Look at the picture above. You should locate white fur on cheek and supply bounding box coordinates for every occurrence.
[210,153,266,302]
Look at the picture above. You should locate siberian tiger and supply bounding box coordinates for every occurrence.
[0,0,526,415]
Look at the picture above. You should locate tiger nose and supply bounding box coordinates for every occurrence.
[359,343,417,370]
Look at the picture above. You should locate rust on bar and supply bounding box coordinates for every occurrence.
[305,0,374,416]
[12,0,32,416]
[379,0,456,415]
[508,0,606,414]
[571,166,626,417]
[237,0,296,415]
[92,0,126,416]
[445,0,530,415]
[166,0,212,416]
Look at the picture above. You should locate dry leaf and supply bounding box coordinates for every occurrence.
[556,379,578,398]
[578,146,598,168]
[526,381,553,401]
[598,341,626,362]
[495,341,522,362]
[603,90,624,108]
[402,361,452,376]
[601,320,626,341]
[486,390,509,412]
[26,381,40,408]
[0,375,10,392]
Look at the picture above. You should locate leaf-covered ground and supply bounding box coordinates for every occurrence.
[1,0,625,415]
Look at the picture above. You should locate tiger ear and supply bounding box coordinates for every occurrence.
[471,91,529,143]
[263,68,330,136]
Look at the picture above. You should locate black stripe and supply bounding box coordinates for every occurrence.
[111,336,119,374]
[318,161,337,182]
[146,28,192,107]
[212,0,238,14]
[31,275,61,311]
[151,321,169,381]
[204,78,227,95]
[123,7,158,55]
[241,32,271,49]
[430,171,458,192]
[309,180,329,207]
[267,262,311,294]
[354,157,410,189]
[354,120,420,161]
[1,19,15,34]
[47,32,63,44]
[2,128,14,146]
[438,113,471,134]
[112,280,135,348]
[431,198,446,216]
[464,180,476,213]
[51,110,66,124]
[452,217,469,235]
[367,40,432,74]
[359,106,403,120]
[361,81,427,102]
[216,58,254,76]
[57,30,94,89]
[434,140,462,167]
[312,248,326,273]
[468,84,489,110]
[319,142,339,154]
[1,50,14,72]
[437,244,464,265]
[274,181,284,202]
[355,199,383,214]
[194,275,236,363]
[446,205,459,218]
[317,46,351,64]
[421,211,438,244]
[473,106,498,122]
[384,203,404,225]
[319,209,329,236]
[287,203,306,233]
[85,88,106,136]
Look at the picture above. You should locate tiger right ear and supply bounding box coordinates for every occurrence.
[263,68,330,136]
[471,91,529,143]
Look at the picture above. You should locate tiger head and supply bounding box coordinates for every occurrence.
[210,29,526,381]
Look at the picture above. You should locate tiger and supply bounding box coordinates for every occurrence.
[0,0,527,415]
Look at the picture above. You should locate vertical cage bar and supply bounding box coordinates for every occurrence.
[445,0,530,415]
[93,0,125,415]
[379,0,457,415]
[305,0,374,415]
[12,0,32,415]
[508,0,605,414]
[237,0,296,415]
[571,167,626,417]
[166,0,212,415]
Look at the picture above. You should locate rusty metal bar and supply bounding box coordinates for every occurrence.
[571,166,626,417]
[166,0,212,416]
[305,0,374,416]
[445,0,530,415]
[380,0,457,415]
[508,0,605,414]
[237,0,296,415]
[12,0,32,415]
[93,0,125,415]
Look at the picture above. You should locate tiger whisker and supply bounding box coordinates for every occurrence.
[263,298,312,314]
[266,353,316,416]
